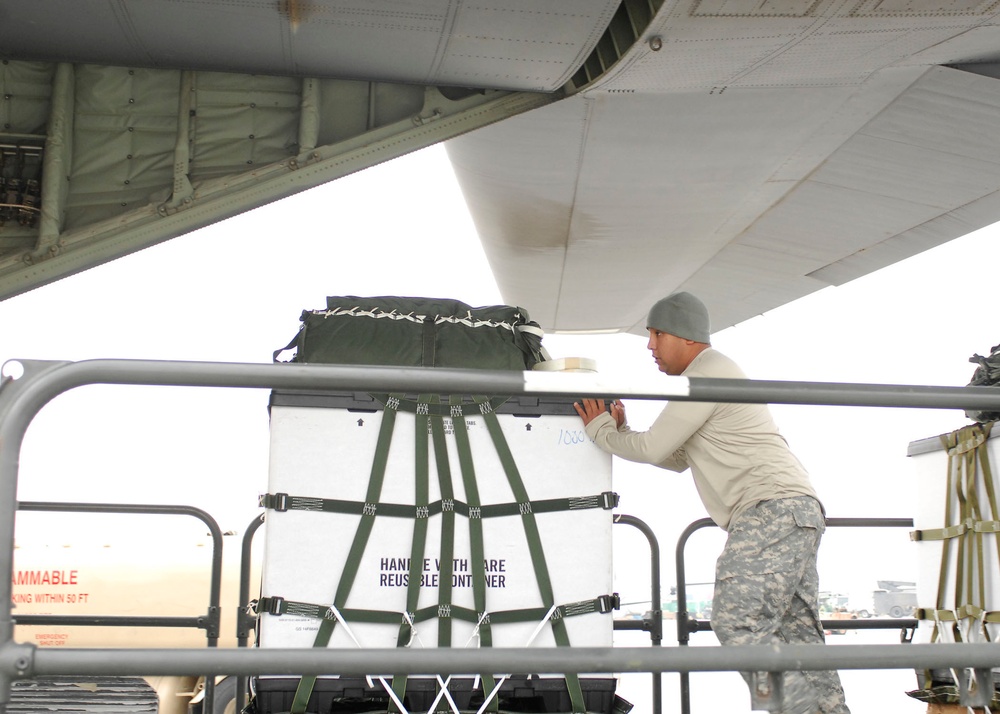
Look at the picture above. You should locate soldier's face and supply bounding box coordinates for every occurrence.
[647,329,689,375]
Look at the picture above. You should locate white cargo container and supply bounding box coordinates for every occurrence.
[907,423,1000,699]
[255,390,619,712]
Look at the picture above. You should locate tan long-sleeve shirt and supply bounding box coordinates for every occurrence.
[584,348,818,530]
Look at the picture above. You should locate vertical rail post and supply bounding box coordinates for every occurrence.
[613,514,663,714]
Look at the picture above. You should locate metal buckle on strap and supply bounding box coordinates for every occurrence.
[601,491,619,510]
[260,492,289,512]
[598,593,620,614]
[265,596,285,615]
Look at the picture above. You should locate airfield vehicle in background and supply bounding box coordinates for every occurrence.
[873,580,918,619]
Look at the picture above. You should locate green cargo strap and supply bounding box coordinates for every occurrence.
[402,392,432,643]
[290,395,400,714]
[429,399,457,648]
[485,594,620,624]
[271,329,301,362]
[370,393,508,417]
[450,395,497,711]
[917,423,999,693]
[915,605,1000,624]
[390,395,434,711]
[410,595,620,627]
[392,395,463,713]
[256,597,405,624]
[257,593,619,625]
[477,396,587,714]
[258,491,619,518]
[911,518,1000,541]
[955,427,989,629]
[976,422,1000,582]
[421,316,436,366]
[918,429,960,691]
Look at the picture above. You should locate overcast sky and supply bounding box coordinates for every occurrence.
[3,143,996,712]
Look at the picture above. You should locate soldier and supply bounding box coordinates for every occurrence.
[574,291,850,714]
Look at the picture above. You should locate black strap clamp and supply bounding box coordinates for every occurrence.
[259,492,290,512]
[259,596,285,615]
[601,491,620,510]
[599,593,621,614]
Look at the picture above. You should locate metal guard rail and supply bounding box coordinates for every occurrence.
[11,501,226,713]
[675,517,920,639]
[674,516,922,714]
[13,502,223,638]
[3,358,1000,710]
[611,516,663,714]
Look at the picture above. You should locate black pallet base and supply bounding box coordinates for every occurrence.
[250,675,630,714]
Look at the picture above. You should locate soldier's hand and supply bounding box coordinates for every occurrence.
[609,399,625,428]
[574,398,622,427]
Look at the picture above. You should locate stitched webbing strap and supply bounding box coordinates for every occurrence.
[915,605,1000,623]
[257,594,619,625]
[390,395,434,710]
[256,597,407,623]
[427,400,456,648]
[911,519,1000,541]
[916,423,999,694]
[370,393,508,417]
[917,429,961,689]
[259,491,619,518]
[477,397,587,714]
[976,423,1000,600]
[450,395,497,710]
[289,397,399,714]
[486,595,620,624]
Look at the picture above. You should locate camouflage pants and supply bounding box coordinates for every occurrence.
[712,496,850,714]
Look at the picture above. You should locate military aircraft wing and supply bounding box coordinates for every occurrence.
[0,0,619,301]
[446,8,1000,333]
[2,1,1000,335]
